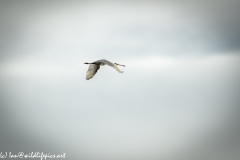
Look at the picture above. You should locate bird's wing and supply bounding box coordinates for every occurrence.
[86,64,100,80]
[97,59,123,73]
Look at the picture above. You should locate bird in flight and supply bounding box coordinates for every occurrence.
[84,59,125,80]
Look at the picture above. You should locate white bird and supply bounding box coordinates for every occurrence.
[84,59,125,80]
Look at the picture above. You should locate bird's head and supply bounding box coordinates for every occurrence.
[114,63,125,67]
[84,62,89,64]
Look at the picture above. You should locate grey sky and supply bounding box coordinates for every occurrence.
[0,1,240,160]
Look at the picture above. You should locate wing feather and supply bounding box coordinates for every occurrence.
[86,64,100,80]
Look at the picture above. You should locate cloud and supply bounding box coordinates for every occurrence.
[1,0,240,62]
[1,1,240,160]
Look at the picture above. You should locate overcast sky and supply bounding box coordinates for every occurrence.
[0,1,240,160]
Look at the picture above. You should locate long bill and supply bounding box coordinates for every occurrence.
[115,63,125,67]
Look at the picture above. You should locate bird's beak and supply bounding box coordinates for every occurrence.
[115,63,125,67]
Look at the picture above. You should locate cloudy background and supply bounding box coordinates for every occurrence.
[0,0,240,160]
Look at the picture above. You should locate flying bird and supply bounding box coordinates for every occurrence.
[84,59,125,80]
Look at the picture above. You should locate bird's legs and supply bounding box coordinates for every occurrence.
[84,62,98,65]
[114,63,125,67]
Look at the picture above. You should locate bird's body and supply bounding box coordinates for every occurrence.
[84,59,125,80]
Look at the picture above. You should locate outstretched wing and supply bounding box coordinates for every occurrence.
[86,64,100,80]
[97,59,123,73]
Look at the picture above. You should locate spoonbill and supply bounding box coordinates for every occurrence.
[84,59,125,80]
